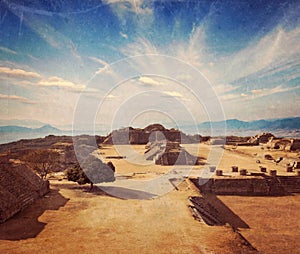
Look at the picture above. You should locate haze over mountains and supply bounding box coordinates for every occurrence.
[0,116,299,144]
[197,117,300,131]
[0,124,61,134]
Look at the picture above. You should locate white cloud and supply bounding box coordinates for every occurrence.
[163,91,183,98]
[38,76,86,91]
[138,76,161,86]
[0,67,41,79]
[0,67,85,92]
[120,32,128,39]
[0,93,35,104]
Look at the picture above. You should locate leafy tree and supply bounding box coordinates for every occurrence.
[66,155,115,189]
[23,149,61,179]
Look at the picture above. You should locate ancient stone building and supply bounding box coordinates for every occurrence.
[102,124,201,145]
[0,162,49,223]
[248,133,275,145]
[144,141,202,166]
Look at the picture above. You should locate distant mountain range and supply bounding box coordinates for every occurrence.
[0,119,47,128]
[0,124,61,134]
[197,117,300,131]
[0,117,299,139]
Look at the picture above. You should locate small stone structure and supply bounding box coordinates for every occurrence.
[260,167,267,173]
[240,169,247,176]
[216,170,223,176]
[209,166,216,172]
[232,166,238,172]
[0,162,49,223]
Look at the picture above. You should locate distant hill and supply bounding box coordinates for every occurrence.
[198,117,300,131]
[0,124,61,134]
[0,119,47,128]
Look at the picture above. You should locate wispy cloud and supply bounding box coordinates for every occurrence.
[221,85,300,102]
[163,91,183,98]
[120,32,128,39]
[216,26,300,84]
[0,47,17,55]
[0,67,41,79]
[248,85,300,99]
[121,37,158,56]
[38,76,85,91]
[138,76,161,86]
[0,66,86,92]
[0,93,35,104]
[104,0,153,16]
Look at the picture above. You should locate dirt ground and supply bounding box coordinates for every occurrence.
[0,144,299,253]
[219,195,300,254]
[0,180,254,254]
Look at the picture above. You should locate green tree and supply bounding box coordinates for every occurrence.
[66,155,115,189]
[24,149,61,179]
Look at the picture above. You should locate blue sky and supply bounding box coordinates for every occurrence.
[0,0,300,132]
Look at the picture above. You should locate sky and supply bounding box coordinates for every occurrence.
[0,0,300,134]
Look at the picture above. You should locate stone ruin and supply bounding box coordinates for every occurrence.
[190,175,300,196]
[0,160,49,223]
[102,124,201,145]
[247,132,275,145]
[144,141,202,166]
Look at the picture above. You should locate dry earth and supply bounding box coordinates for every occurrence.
[0,180,254,254]
[0,143,299,253]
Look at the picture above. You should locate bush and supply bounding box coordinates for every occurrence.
[66,155,115,189]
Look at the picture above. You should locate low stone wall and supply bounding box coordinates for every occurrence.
[190,176,300,196]
[0,163,49,223]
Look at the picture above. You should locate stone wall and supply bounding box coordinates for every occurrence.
[190,176,300,196]
[0,163,49,223]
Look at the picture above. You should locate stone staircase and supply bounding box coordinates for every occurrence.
[0,163,49,223]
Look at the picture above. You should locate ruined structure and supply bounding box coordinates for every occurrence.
[266,138,292,150]
[0,161,49,223]
[247,133,275,145]
[290,139,300,151]
[102,124,201,145]
[144,141,202,165]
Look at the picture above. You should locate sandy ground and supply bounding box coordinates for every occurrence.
[0,180,253,254]
[219,195,300,254]
[0,144,299,253]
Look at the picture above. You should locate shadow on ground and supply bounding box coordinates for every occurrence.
[202,193,250,229]
[95,186,157,200]
[0,188,69,241]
